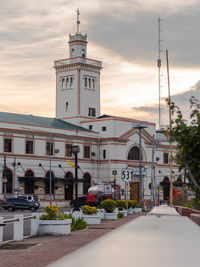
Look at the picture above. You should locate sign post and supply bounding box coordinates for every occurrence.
[121,168,134,210]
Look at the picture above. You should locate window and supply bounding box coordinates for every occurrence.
[88,108,96,117]
[88,78,91,88]
[62,78,65,88]
[84,146,90,158]
[4,138,12,153]
[128,146,142,160]
[3,169,12,193]
[89,125,93,130]
[46,142,54,156]
[83,173,91,194]
[103,149,106,159]
[82,49,85,57]
[163,153,169,164]
[92,79,95,89]
[65,144,72,157]
[85,77,87,87]
[26,140,33,154]
[66,78,69,88]
[66,102,69,111]
[102,126,107,131]
[70,77,73,87]
[71,48,75,57]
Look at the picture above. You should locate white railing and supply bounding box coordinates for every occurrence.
[0,214,39,245]
[54,57,102,68]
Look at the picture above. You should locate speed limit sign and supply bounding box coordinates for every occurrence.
[121,168,134,183]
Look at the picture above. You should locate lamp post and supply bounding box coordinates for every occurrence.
[72,145,80,210]
[132,123,148,205]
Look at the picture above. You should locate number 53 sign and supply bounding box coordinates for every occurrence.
[121,168,134,183]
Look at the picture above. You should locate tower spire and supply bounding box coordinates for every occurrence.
[77,8,80,33]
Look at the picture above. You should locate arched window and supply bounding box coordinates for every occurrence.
[24,170,34,194]
[82,49,85,57]
[85,77,87,87]
[128,146,142,160]
[83,173,91,194]
[70,77,73,87]
[66,78,69,88]
[45,171,54,194]
[62,78,65,88]
[88,78,91,88]
[64,172,74,200]
[71,49,75,57]
[92,79,95,89]
[3,169,12,194]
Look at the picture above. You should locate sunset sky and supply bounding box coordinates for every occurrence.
[0,0,200,129]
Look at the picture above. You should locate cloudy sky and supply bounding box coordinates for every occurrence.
[0,0,200,128]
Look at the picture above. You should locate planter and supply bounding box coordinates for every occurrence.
[39,219,72,236]
[104,212,118,220]
[133,208,142,213]
[128,208,134,215]
[82,214,101,225]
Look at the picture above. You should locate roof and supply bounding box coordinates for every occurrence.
[0,111,90,132]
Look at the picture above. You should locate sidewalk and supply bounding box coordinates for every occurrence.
[0,213,143,267]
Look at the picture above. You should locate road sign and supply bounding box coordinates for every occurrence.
[121,168,134,183]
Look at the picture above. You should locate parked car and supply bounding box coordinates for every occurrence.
[3,198,39,212]
[17,195,40,207]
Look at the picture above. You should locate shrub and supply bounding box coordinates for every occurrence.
[57,213,71,220]
[71,217,87,231]
[82,205,97,215]
[118,212,124,218]
[100,199,116,213]
[116,200,127,210]
[43,205,59,220]
[131,200,139,208]
[128,200,134,209]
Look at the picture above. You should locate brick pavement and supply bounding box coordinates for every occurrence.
[0,213,143,267]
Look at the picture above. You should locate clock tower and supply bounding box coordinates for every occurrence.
[54,10,102,125]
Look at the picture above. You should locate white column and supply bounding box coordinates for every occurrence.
[31,213,39,236]
[13,214,23,241]
[0,217,4,245]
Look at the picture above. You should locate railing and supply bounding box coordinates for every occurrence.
[54,57,102,68]
[0,214,39,245]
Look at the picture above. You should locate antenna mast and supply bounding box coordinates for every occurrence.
[157,17,162,129]
[77,8,80,33]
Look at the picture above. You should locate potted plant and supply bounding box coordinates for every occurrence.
[100,199,117,220]
[81,205,101,225]
[116,200,128,216]
[39,205,72,235]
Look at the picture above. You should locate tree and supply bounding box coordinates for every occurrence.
[165,96,200,200]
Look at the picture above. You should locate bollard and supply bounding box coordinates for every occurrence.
[0,217,4,245]
[13,215,23,241]
[31,213,39,236]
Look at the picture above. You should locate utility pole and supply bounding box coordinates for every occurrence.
[3,155,7,199]
[151,135,155,208]
[13,155,16,198]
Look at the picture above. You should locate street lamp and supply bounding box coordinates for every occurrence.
[72,145,80,210]
[132,122,148,205]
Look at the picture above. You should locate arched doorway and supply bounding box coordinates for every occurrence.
[83,173,91,195]
[3,169,12,194]
[65,172,74,200]
[163,177,170,200]
[45,171,54,194]
[128,146,142,160]
[24,170,34,194]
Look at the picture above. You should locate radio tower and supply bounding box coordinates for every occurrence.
[157,17,162,129]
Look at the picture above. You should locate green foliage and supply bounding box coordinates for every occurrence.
[43,205,59,220]
[81,205,97,215]
[115,200,127,210]
[118,212,124,218]
[100,199,116,213]
[128,200,139,208]
[57,213,71,220]
[165,97,200,200]
[71,217,87,231]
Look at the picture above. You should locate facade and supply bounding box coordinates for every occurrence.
[0,25,180,207]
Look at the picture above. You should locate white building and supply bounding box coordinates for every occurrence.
[0,21,180,207]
